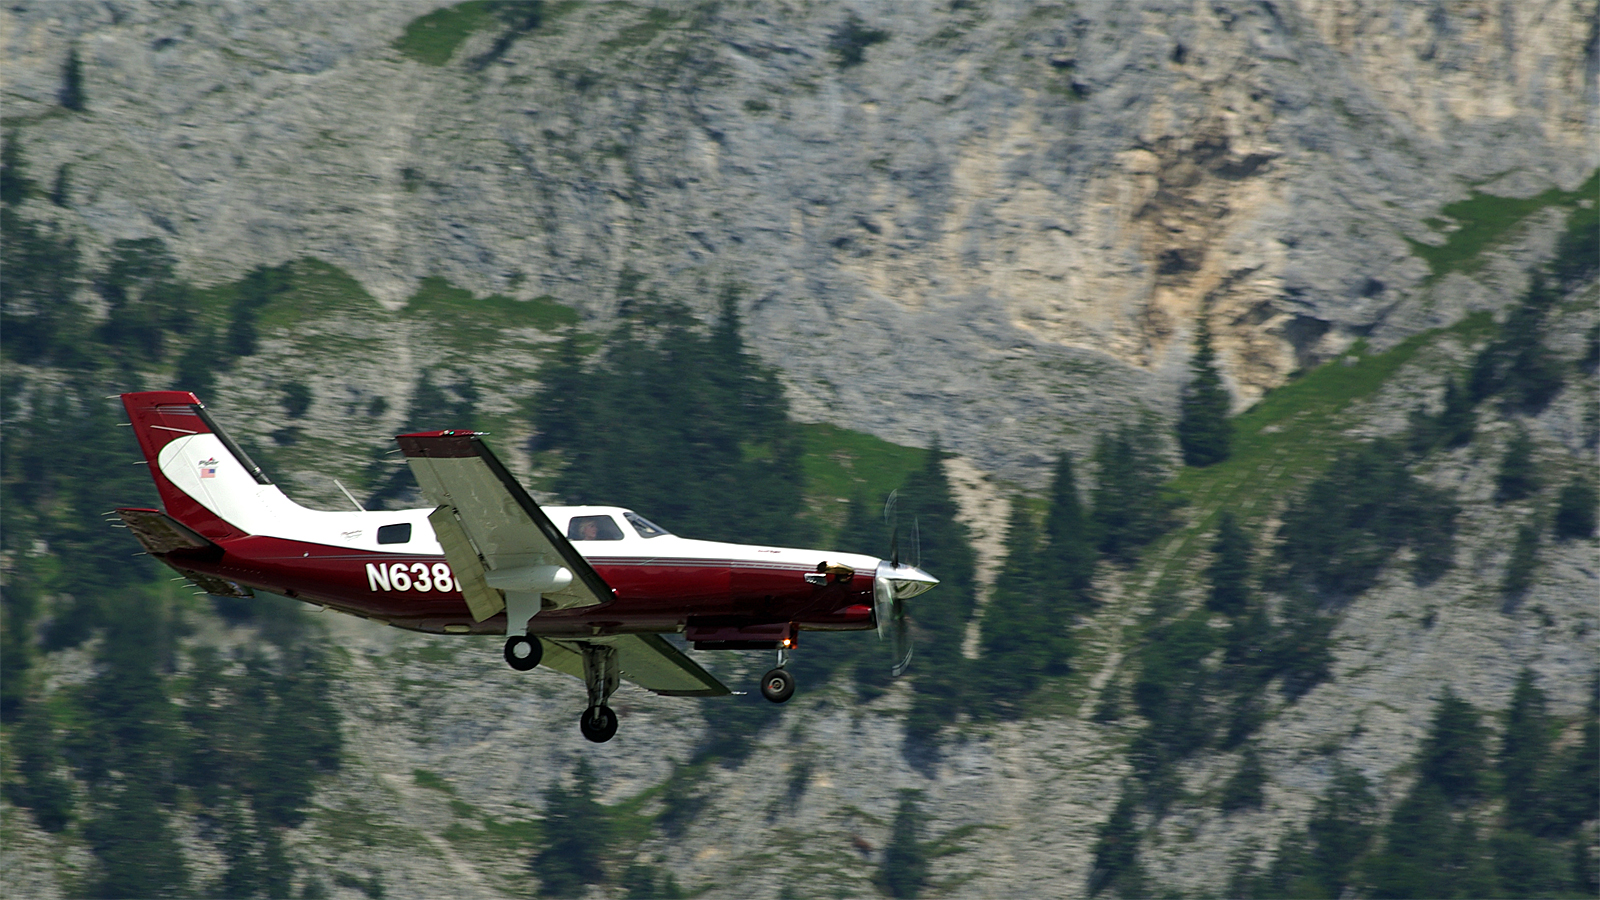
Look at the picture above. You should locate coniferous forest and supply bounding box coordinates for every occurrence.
[4,107,1599,899]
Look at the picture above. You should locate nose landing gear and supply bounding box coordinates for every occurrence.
[760,644,796,704]
[760,667,795,703]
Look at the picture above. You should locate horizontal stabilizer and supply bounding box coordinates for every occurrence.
[115,507,219,556]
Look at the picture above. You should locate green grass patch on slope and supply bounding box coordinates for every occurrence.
[394,1,500,66]
[401,276,578,337]
[253,257,382,333]
[599,7,682,52]
[1407,169,1598,280]
[798,422,929,505]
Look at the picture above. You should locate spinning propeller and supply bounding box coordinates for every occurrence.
[874,491,938,676]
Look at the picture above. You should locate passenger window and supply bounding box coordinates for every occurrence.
[567,515,624,541]
[377,523,412,545]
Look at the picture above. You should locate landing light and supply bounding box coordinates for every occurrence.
[444,624,471,633]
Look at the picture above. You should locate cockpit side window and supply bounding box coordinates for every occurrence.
[624,511,671,539]
[567,515,625,541]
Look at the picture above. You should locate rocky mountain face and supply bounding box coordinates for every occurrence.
[5,0,1595,476]
[2,2,1596,899]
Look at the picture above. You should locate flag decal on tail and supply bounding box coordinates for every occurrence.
[199,457,219,479]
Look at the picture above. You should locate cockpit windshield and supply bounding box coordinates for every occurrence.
[624,511,671,539]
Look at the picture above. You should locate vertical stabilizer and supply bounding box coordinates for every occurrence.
[120,391,273,541]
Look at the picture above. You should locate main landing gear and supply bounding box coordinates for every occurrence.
[578,644,620,743]
[760,646,796,704]
[502,636,620,742]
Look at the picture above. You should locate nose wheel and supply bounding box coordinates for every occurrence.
[504,635,542,671]
[580,705,619,743]
[760,668,795,703]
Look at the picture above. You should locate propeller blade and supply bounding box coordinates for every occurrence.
[883,490,899,567]
[876,559,934,677]
[873,567,895,643]
[890,598,912,676]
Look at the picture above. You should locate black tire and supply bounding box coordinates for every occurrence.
[579,705,619,743]
[504,635,542,671]
[760,667,795,704]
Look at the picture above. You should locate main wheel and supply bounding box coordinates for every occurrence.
[504,635,542,671]
[579,705,619,743]
[760,667,796,704]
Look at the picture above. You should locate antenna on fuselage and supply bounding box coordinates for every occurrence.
[334,478,367,512]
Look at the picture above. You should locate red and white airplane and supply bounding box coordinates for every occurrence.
[115,391,937,742]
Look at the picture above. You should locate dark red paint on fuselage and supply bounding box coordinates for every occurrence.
[171,534,876,639]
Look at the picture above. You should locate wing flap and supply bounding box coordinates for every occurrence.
[427,505,504,622]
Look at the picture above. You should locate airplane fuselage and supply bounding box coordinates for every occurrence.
[173,513,881,641]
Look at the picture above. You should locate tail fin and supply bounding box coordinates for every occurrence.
[121,391,276,541]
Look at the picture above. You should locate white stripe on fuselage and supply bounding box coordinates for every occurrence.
[156,435,878,569]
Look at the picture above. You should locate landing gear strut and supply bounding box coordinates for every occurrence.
[579,644,620,743]
[504,635,542,671]
[760,645,795,704]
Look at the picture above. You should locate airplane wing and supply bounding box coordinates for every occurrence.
[397,432,610,617]
[541,635,731,697]
[397,431,730,697]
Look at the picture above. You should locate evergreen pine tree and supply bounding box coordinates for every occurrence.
[1090,420,1180,565]
[1437,378,1476,448]
[1220,744,1266,812]
[532,758,610,896]
[1177,320,1232,466]
[979,500,1050,714]
[60,47,85,111]
[79,594,189,898]
[1501,521,1540,601]
[1419,689,1487,803]
[899,444,979,749]
[1274,439,1459,601]
[1205,511,1252,616]
[878,791,929,899]
[1496,427,1540,502]
[1040,452,1096,625]
[1304,764,1376,896]
[7,698,74,832]
[0,133,32,205]
[50,163,70,207]
[1543,675,1600,837]
[1470,277,1565,414]
[1500,669,1550,834]
[1553,476,1597,540]
[1087,787,1143,896]
[529,331,588,452]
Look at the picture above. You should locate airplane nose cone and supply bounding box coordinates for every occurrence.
[890,563,938,599]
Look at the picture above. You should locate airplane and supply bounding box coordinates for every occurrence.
[114,391,938,742]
